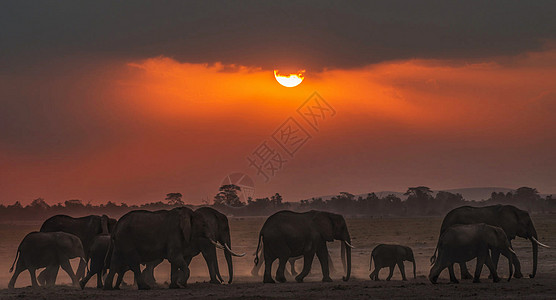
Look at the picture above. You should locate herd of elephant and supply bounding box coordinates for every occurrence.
[7,204,550,290]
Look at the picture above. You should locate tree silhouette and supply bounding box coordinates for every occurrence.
[30,197,49,209]
[214,184,244,207]
[404,186,434,215]
[271,193,283,207]
[165,192,184,205]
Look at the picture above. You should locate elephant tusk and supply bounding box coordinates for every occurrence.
[224,243,246,257]
[210,239,225,249]
[531,237,550,249]
[509,247,517,256]
[344,241,355,249]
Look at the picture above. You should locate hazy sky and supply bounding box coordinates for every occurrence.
[1,1,555,205]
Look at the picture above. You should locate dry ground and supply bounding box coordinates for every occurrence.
[0,215,554,299]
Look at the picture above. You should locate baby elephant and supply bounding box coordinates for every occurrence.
[9,231,86,289]
[429,223,514,284]
[369,244,416,281]
[80,234,111,289]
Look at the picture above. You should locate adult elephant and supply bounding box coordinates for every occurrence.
[255,210,353,283]
[39,214,117,282]
[431,205,549,279]
[8,232,87,289]
[103,207,216,290]
[429,223,515,284]
[142,206,245,285]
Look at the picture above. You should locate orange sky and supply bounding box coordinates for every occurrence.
[1,48,555,205]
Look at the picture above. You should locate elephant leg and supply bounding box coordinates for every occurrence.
[295,252,315,283]
[316,245,332,282]
[170,263,184,289]
[328,253,336,274]
[96,272,103,289]
[169,255,188,289]
[485,255,500,283]
[263,251,276,283]
[276,257,288,283]
[386,265,394,281]
[201,247,220,284]
[60,259,79,286]
[142,260,161,287]
[370,267,380,281]
[103,269,116,290]
[114,268,128,290]
[459,262,473,279]
[79,268,93,289]
[398,261,407,281]
[509,241,523,278]
[131,262,149,290]
[179,256,193,287]
[80,272,92,289]
[448,264,459,283]
[104,252,122,290]
[37,269,47,286]
[488,249,501,279]
[29,268,39,287]
[45,265,59,286]
[8,262,25,289]
[75,258,86,280]
[289,259,297,276]
[473,255,486,283]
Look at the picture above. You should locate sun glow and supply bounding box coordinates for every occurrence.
[274,70,305,87]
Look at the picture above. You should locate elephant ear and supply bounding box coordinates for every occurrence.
[313,212,334,242]
[499,206,519,238]
[484,225,503,249]
[178,209,193,243]
[406,247,415,260]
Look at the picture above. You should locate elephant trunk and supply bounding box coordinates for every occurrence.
[341,241,346,273]
[413,259,416,279]
[530,233,538,278]
[224,242,233,284]
[342,241,351,281]
[507,249,513,281]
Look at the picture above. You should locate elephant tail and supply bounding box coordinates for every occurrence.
[9,250,19,273]
[103,236,114,272]
[254,233,263,266]
[81,257,90,274]
[430,246,438,266]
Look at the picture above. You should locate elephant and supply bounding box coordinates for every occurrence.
[141,207,245,286]
[79,234,111,289]
[255,210,353,283]
[39,214,117,282]
[429,223,515,284]
[251,243,336,277]
[103,207,215,290]
[369,244,416,281]
[8,231,87,289]
[431,205,549,279]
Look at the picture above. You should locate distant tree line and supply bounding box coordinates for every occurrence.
[1,186,554,222]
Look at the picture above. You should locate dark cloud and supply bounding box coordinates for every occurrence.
[1,1,556,71]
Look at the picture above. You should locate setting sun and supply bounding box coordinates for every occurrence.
[274,70,305,87]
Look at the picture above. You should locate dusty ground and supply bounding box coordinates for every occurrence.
[0,215,554,299]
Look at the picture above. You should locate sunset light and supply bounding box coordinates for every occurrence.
[274,70,305,87]
[1,2,555,297]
